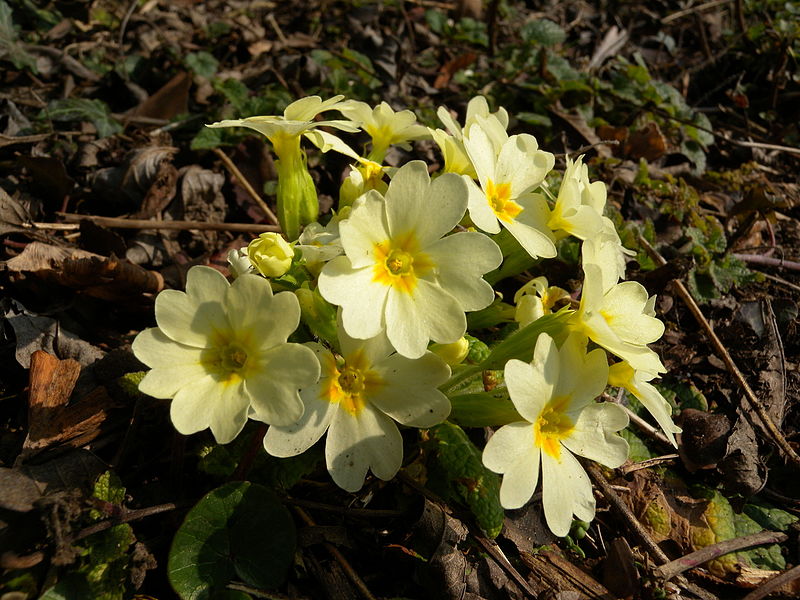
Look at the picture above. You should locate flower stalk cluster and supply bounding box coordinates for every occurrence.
[133,95,680,538]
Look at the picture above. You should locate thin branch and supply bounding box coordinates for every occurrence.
[742,564,800,600]
[639,236,800,470]
[655,531,788,581]
[662,0,734,24]
[212,148,280,227]
[293,506,377,600]
[71,502,177,542]
[621,454,680,475]
[53,213,278,233]
[732,252,800,271]
[287,498,406,518]
[474,536,538,598]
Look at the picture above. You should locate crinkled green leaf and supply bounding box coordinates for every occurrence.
[168,481,295,599]
[191,126,227,150]
[428,422,504,538]
[521,19,566,46]
[185,51,218,78]
[0,0,37,73]
[44,98,122,138]
[619,428,658,462]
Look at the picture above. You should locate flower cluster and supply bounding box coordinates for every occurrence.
[133,95,680,536]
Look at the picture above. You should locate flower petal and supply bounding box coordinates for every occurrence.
[426,231,501,311]
[209,380,250,444]
[541,449,593,537]
[247,343,319,425]
[263,391,335,457]
[562,403,629,467]
[370,353,451,426]
[482,422,540,509]
[169,374,221,437]
[318,258,388,340]
[339,192,390,269]
[503,205,557,259]
[504,334,558,423]
[465,177,500,233]
[326,406,402,492]
[132,328,206,399]
[386,281,465,358]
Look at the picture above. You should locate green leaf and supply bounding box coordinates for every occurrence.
[168,482,295,599]
[190,126,226,150]
[521,19,566,46]
[428,422,504,538]
[0,0,37,72]
[185,51,218,78]
[40,576,93,600]
[44,98,122,138]
[743,502,799,532]
[93,470,125,505]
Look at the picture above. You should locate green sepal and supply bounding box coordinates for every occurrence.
[449,391,522,427]
[296,285,339,351]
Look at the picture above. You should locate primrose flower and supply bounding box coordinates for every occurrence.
[247,232,294,278]
[462,122,557,259]
[514,276,571,327]
[295,214,346,274]
[207,96,359,241]
[547,156,607,241]
[132,266,320,444]
[482,333,629,537]
[608,361,681,446]
[227,247,253,278]
[430,96,509,177]
[264,322,451,491]
[338,100,430,163]
[318,160,502,358]
[572,244,666,374]
[339,159,390,207]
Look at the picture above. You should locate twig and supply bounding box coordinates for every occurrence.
[293,506,377,600]
[732,252,800,271]
[212,148,280,227]
[655,531,788,581]
[287,498,406,518]
[620,454,680,475]
[118,0,140,45]
[662,0,734,24]
[71,503,177,542]
[760,272,800,293]
[742,564,800,600]
[474,536,538,598]
[639,236,800,470]
[54,213,278,233]
[228,582,311,600]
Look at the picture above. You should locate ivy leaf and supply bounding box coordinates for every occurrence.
[44,98,122,138]
[168,481,295,599]
[428,422,504,538]
[185,51,218,78]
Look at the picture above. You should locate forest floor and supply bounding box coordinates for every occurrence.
[1,0,800,599]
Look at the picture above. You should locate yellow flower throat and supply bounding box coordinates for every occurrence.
[486,179,522,222]
[533,396,575,460]
[372,231,434,294]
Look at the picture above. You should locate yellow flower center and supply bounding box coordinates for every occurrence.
[372,231,434,294]
[321,350,385,416]
[486,179,522,222]
[533,396,575,460]
[360,160,385,190]
[202,336,254,385]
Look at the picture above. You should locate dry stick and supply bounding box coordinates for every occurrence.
[287,498,406,519]
[54,213,279,233]
[639,236,800,468]
[655,531,788,582]
[292,506,378,600]
[585,463,719,600]
[71,502,177,542]
[212,147,280,227]
[742,564,800,600]
[732,252,800,272]
[661,0,734,23]
[228,582,311,600]
[474,536,538,598]
[620,454,680,475]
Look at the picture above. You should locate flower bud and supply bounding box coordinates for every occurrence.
[247,232,294,278]
[429,337,470,366]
